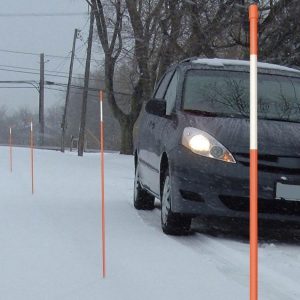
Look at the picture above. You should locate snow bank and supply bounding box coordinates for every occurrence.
[0,147,299,300]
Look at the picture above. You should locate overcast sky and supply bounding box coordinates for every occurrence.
[0,0,99,114]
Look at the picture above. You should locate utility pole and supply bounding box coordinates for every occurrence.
[78,13,94,156]
[61,28,79,152]
[39,53,45,146]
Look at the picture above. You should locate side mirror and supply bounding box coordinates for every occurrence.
[145,99,166,117]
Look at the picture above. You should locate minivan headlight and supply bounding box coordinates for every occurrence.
[182,127,236,163]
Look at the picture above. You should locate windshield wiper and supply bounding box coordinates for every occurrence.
[183,109,220,117]
[260,117,300,123]
[184,109,247,118]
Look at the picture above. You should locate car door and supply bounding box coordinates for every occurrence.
[150,70,180,194]
[138,70,175,196]
[159,68,181,162]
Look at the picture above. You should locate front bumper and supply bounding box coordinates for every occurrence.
[169,146,300,223]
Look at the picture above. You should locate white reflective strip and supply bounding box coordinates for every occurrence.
[9,127,11,135]
[30,122,33,132]
[100,101,103,122]
[250,55,258,150]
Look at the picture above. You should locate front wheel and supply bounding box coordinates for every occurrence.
[133,165,155,210]
[161,170,192,235]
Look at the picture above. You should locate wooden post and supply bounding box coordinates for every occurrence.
[39,53,45,146]
[78,12,94,157]
[61,29,79,152]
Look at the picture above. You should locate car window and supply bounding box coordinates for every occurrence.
[165,71,179,115]
[154,71,174,99]
[183,69,300,122]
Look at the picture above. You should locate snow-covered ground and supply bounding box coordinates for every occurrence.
[0,147,300,300]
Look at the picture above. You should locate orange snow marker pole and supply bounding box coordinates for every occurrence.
[99,90,106,278]
[9,127,13,172]
[249,2,259,300]
[30,121,34,195]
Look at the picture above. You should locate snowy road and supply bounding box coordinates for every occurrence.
[0,147,300,300]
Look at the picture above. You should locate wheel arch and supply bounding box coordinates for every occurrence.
[134,150,138,170]
[160,152,169,199]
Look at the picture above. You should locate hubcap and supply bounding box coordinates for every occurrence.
[162,176,171,225]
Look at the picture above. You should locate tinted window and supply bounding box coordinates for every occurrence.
[183,70,300,122]
[165,71,179,115]
[154,71,174,99]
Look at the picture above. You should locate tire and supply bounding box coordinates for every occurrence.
[161,169,191,235]
[133,165,155,210]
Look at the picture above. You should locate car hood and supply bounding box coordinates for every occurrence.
[179,112,300,156]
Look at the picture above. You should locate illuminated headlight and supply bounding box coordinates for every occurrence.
[189,135,210,152]
[182,127,236,163]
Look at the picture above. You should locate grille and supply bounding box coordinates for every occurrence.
[234,153,300,174]
[219,195,300,216]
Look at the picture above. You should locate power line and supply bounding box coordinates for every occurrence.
[0,85,74,95]
[0,86,34,89]
[0,63,78,76]
[79,15,91,35]
[0,65,133,86]
[45,87,99,100]
[53,82,131,96]
[0,48,44,57]
[75,54,86,68]
[50,51,72,74]
[0,12,89,17]
[0,80,131,97]
[0,48,101,62]
[0,67,99,81]
[45,87,130,103]
[0,86,97,102]
[0,63,99,80]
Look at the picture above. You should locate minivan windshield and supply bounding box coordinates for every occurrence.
[183,69,300,123]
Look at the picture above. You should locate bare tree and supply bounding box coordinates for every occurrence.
[87,0,132,153]
[87,0,167,154]
[229,0,300,65]
[85,0,300,155]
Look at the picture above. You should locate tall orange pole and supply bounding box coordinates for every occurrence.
[99,90,106,278]
[30,121,34,195]
[249,2,259,300]
[9,127,12,172]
